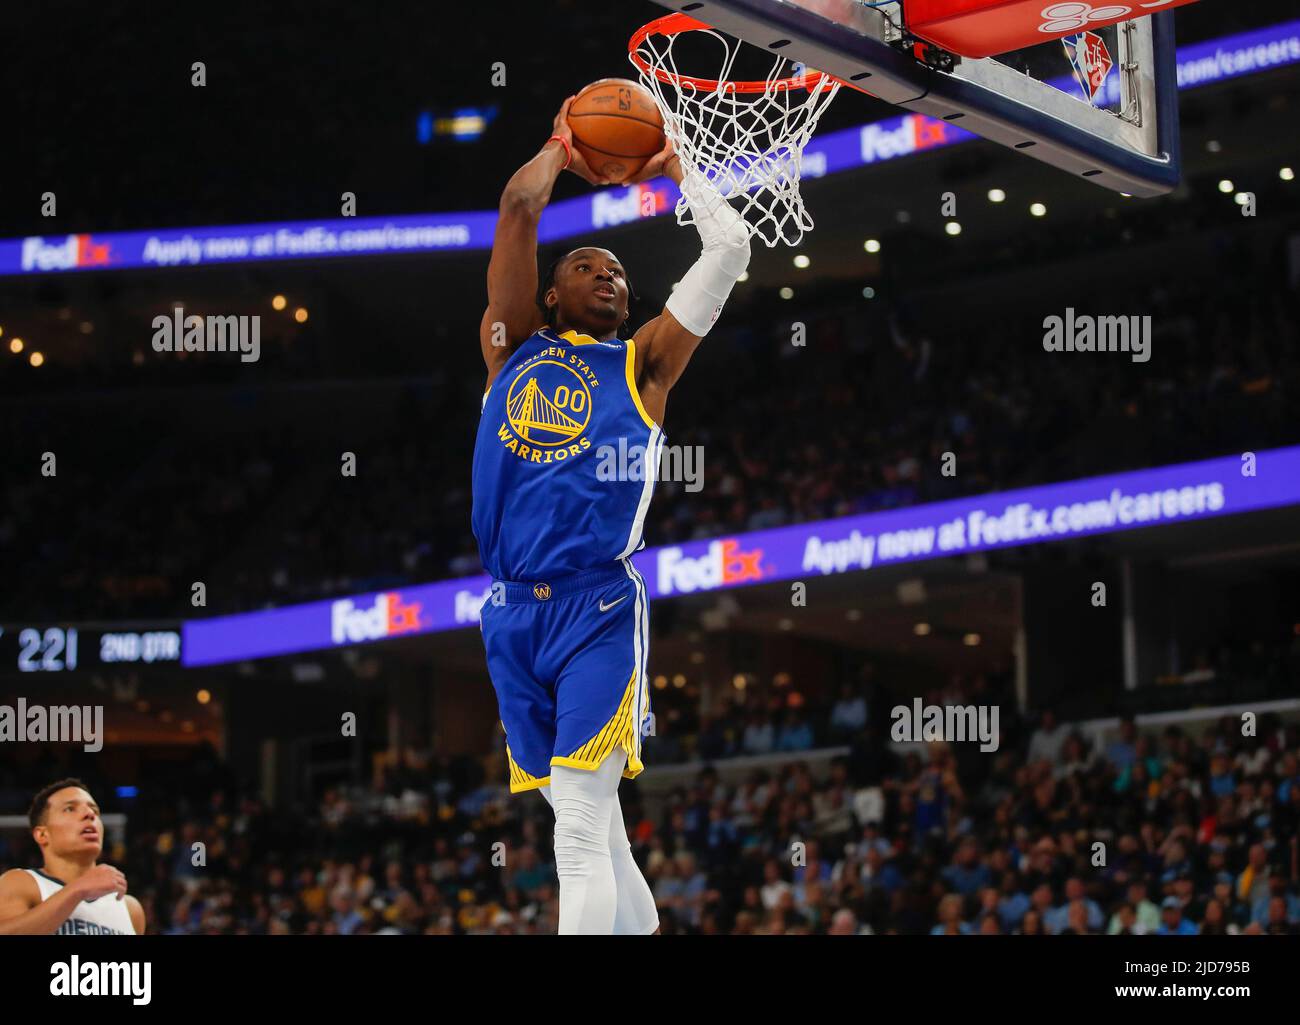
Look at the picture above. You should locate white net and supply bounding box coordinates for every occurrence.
[630,19,841,248]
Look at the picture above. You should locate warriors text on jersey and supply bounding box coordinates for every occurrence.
[472,326,664,582]
[25,869,136,935]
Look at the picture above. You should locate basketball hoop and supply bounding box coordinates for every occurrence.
[628,13,843,248]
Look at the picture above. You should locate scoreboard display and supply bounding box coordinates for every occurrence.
[0,625,183,674]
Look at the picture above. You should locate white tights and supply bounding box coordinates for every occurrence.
[540,753,659,935]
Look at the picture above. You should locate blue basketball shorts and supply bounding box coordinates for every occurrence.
[479,559,651,793]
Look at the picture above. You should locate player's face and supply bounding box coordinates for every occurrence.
[554,248,629,333]
[37,787,103,858]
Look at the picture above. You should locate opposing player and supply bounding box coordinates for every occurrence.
[472,95,750,934]
[0,779,144,935]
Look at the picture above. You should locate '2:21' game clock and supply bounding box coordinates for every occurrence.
[1,625,182,673]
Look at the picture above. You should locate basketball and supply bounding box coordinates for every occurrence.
[567,78,665,184]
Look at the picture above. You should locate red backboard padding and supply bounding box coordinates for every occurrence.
[904,0,1199,59]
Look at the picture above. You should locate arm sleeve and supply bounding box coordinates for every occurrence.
[664,175,753,337]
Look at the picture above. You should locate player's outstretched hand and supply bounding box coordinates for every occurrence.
[625,136,682,185]
[71,863,128,902]
[552,96,611,186]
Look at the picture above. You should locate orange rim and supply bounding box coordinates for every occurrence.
[629,12,837,95]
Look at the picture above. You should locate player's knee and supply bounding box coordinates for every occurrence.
[553,797,611,859]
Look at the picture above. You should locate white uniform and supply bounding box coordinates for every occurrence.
[24,869,136,935]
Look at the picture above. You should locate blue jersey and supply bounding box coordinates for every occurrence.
[472,326,664,581]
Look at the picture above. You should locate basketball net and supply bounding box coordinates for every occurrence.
[629,14,841,248]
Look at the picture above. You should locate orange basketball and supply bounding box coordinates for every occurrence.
[567,78,665,184]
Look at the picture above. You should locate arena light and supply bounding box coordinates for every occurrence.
[29,350,44,367]
[1281,167,1296,182]
[779,287,794,300]
[793,254,810,269]
[653,674,668,690]
[671,673,686,688]
[272,294,287,310]
[1234,193,1250,206]
[1029,203,1047,217]
[1217,179,1234,193]
[196,689,211,705]
[987,188,1006,203]
[294,307,309,323]
[732,674,747,690]
[8,337,22,354]
[1206,139,1222,153]
[963,632,981,646]
[864,238,882,253]
[862,287,876,299]
[913,622,931,636]
[945,221,962,236]
[737,270,749,282]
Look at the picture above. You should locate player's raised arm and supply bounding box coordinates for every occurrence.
[630,152,751,425]
[480,97,608,385]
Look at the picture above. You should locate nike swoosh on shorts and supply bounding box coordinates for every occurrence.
[599,596,627,613]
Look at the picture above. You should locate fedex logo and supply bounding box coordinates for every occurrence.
[21,235,113,272]
[330,592,425,645]
[592,184,668,228]
[859,115,953,165]
[657,539,766,595]
[454,586,495,625]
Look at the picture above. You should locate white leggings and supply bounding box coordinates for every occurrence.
[540,753,659,935]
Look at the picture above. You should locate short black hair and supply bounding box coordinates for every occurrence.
[29,778,91,830]
[536,247,637,336]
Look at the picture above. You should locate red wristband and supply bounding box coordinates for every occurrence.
[547,135,572,169]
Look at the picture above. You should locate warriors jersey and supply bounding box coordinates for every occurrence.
[471,326,664,581]
[25,869,136,935]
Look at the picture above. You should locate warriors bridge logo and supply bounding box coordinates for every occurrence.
[498,345,598,463]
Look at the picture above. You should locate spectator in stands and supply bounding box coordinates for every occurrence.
[776,711,814,753]
[1156,896,1198,935]
[930,894,971,936]
[829,683,868,740]
[941,838,991,897]
[1105,717,1139,771]
[742,712,776,756]
[1236,843,1272,908]
[1027,709,1069,765]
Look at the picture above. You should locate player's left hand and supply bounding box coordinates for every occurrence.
[625,136,682,185]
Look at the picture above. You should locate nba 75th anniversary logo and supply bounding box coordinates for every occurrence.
[497,345,597,463]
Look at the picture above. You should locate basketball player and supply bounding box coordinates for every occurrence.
[0,779,143,935]
[472,95,750,934]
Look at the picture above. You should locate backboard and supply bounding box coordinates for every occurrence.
[648,0,1182,196]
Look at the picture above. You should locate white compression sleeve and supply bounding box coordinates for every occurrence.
[664,175,752,337]
[540,753,658,935]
